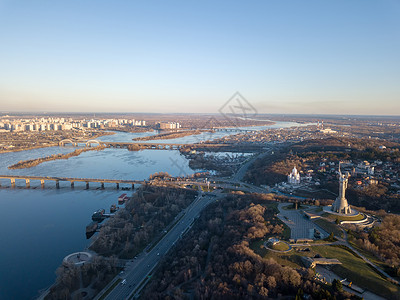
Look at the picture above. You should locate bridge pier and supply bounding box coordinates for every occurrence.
[0,176,139,191]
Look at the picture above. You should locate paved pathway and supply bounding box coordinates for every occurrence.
[338,229,400,286]
[277,203,328,240]
[315,266,385,300]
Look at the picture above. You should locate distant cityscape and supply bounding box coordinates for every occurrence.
[0,115,187,132]
[0,116,147,132]
[1,0,400,299]
[1,113,400,300]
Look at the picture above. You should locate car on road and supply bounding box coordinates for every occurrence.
[157,252,160,256]
[121,279,127,285]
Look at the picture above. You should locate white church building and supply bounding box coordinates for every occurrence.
[288,166,301,185]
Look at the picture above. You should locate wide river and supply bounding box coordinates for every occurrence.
[0,121,303,300]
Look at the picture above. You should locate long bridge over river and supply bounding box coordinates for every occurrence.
[0,175,143,189]
[0,175,265,195]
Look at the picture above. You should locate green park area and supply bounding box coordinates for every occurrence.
[312,245,400,299]
[271,241,291,251]
[323,212,365,222]
[250,239,303,269]
[282,204,307,210]
[251,239,399,299]
[313,218,343,237]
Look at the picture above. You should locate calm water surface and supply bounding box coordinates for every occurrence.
[112,122,305,144]
[0,122,302,299]
[0,138,193,299]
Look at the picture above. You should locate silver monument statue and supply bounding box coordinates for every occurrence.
[331,163,352,214]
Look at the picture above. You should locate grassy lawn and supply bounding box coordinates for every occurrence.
[325,213,365,222]
[307,240,334,245]
[272,241,290,251]
[282,204,307,210]
[313,218,343,237]
[267,252,303,269]
[312,245,400,299]
[308,206,323,213]
[260,201,279,212]
[251,239,400,298]
[250,239,303,268]
[348,240,399,280]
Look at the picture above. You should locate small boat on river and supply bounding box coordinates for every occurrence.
[92,209,105,221]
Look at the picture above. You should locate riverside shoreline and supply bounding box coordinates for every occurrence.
[132,129,209,141]
[0,131,115,154]
[8,146,106,169]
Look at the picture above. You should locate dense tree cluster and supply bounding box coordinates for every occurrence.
[182,152,248,177]
[149,171,172,180]
[45,256,119,300]
[347,185,400,213]
[8,146,105,169]
[243,150,290,186]
[348,214,400,276]
[90,185,197,258]
[141,193,358,299]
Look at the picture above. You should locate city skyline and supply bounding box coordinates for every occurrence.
[0,1,399,115]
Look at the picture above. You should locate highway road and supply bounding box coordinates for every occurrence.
[98,192,221,300]
[231,149,271,182]
[95,149,270,300]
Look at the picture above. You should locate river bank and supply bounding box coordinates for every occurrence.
[132,129,210,141]
[0,121,304,299]
[8,145,106,169]
[0,143,58,154]
[103,127,152,133]
[0,130,115,153]
[0,141,196,300]
[43,185,198,300]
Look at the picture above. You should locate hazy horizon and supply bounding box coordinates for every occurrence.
[2,111,400,119]
[1,1,399,115]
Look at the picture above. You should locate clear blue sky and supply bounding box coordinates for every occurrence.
[0,0,399,114]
